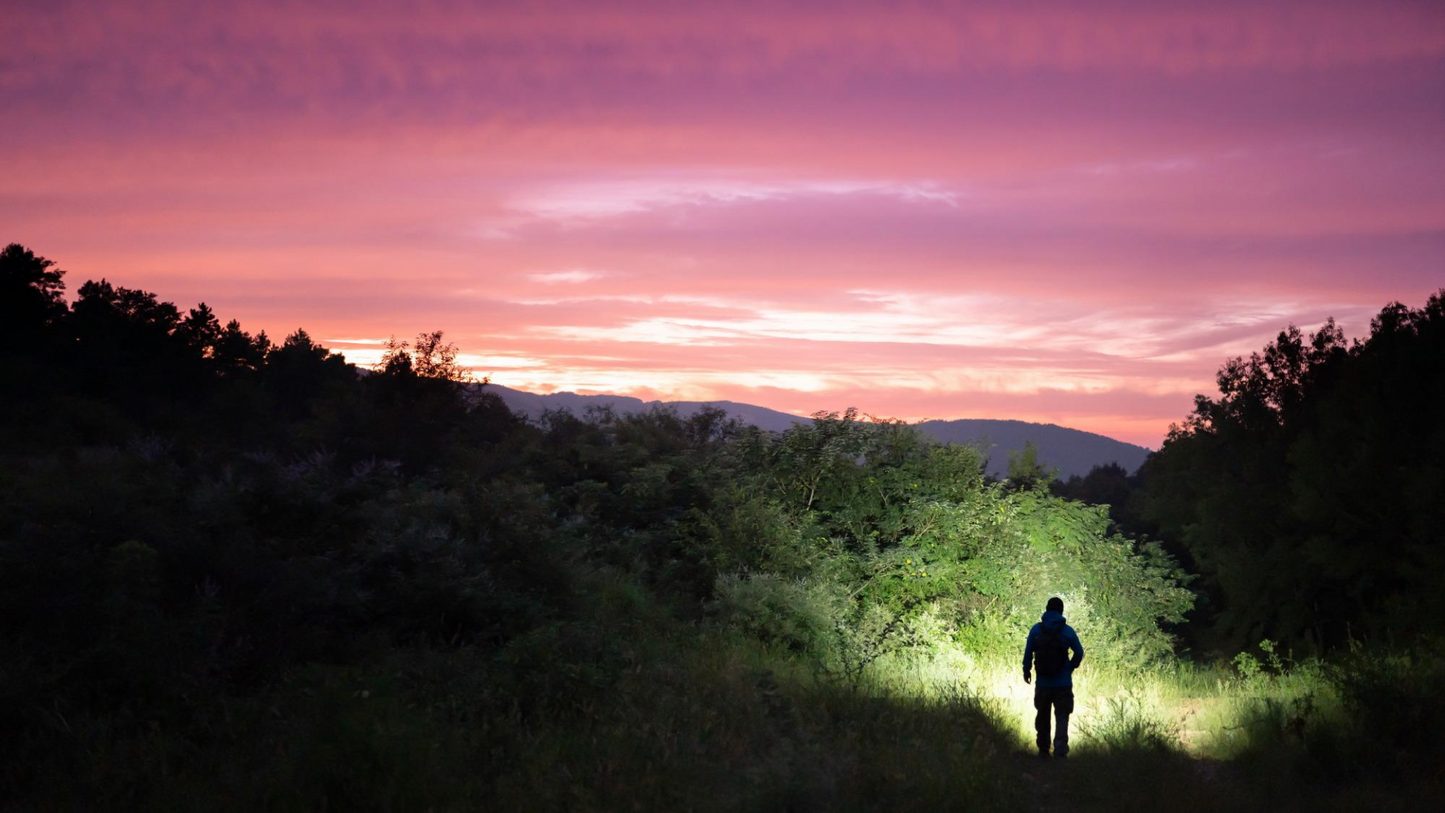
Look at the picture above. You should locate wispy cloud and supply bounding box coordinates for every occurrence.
[527,269,607,284]
[507,178,964,223]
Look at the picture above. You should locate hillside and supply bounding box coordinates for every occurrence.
[486,384,1151,478]
[917,418,1151,479]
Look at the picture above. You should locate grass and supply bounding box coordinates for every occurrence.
[853,640,1445,811]
[7,630,1444,811]
[868,643,1331,755]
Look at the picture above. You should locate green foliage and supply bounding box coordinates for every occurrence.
[1078,691,1180,754]
[714,574,842,656]
[1006,440,1056,490]
[1231,639,1288,683]
[712,411,1194,681]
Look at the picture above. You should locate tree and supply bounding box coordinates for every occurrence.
[344,330,491,472]
[66,279,201,405]
[71,279,183,337]
[212,319,271,377]
[1007,441,1056,490]
[1138,292,1445,652]
[375,330,476,385]
[1050,462,1156,539]
[0,243,67,350]
[412,330,474,384]
[264,329,352,418]
[376,334,415,377]
[176,303,223,356]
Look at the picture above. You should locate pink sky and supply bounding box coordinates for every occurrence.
[4,0,1443,447]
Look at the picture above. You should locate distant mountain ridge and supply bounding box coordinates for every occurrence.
[914,418,1150,479]
[485,384,1151,478]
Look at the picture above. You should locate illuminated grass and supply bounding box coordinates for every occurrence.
[858,641,1348,759]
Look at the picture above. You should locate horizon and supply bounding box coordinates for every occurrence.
[483,381,1158,450]
[6,0,1444,448]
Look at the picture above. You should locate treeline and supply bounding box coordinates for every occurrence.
[1055,291,1445,654]
[0,243,1195,807]
[0,244,516,471]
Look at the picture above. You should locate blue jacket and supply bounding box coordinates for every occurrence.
[1022,610,1084,688]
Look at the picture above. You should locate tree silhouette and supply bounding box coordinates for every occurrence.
[376,330,475,385]
[213,319,271,377]
[1139,292,1445,651]
[264,329,351,418]
[177,302,223,356]
[0,243,66,350]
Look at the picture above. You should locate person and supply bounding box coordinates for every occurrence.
[1022,596,1085,759]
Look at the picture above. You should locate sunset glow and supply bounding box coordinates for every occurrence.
[5,0,1443,446]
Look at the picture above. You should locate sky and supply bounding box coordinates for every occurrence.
[4,0,1444,447]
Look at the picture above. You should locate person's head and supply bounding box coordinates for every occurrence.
[1046,596,1064,613]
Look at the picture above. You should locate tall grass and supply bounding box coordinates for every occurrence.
[854,637,1445,810]
[861,637,1339,753]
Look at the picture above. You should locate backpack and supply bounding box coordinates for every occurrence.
[1034,626,1069,678]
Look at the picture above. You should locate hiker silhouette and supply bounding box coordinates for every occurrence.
[1022,596,1085,758]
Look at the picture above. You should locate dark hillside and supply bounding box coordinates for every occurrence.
[917,418,1150,478]
[490,384,1151,478]
[486,383,807,432]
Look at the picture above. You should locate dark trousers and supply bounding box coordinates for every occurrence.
[1034,686,1074,755]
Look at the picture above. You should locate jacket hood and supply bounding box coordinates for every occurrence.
[1040,609,1067,630]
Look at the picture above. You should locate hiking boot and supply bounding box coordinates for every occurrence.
[1037,749,1050,760]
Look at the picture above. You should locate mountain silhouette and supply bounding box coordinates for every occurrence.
[915,418,1149,479]
[485,384,1149,478]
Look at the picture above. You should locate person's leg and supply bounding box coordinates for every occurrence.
[1053,688,1075,757]
[1033,688,1051,755]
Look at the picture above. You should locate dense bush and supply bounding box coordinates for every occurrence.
[708,410,1193,683]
